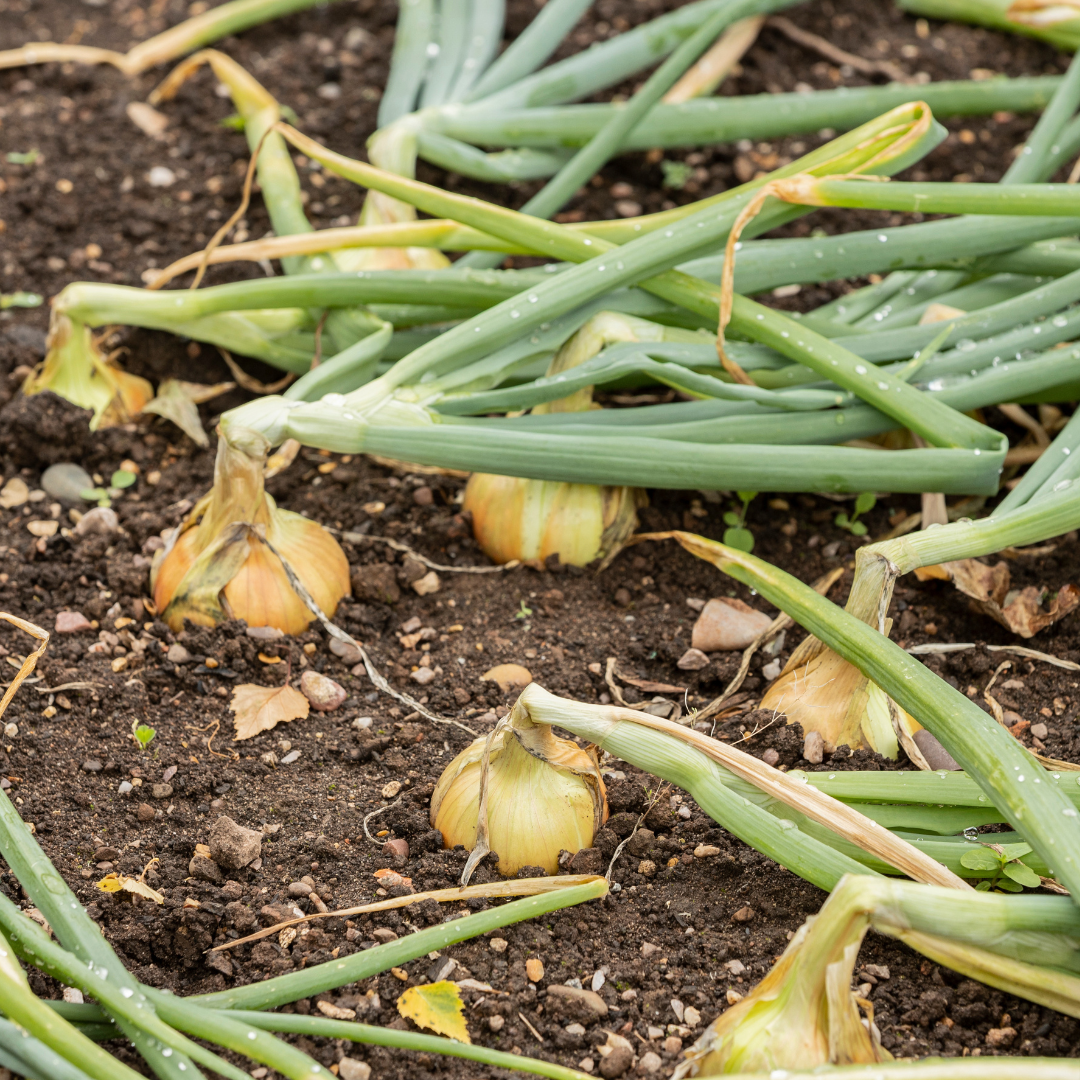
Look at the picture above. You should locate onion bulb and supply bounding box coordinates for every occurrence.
[678,877,890,1075]
[25,314,153,430]
[151,424,350,634]
[464,475,642,568]
[430,705,608,876]
[463,311,680,567]
[760,638,900,759]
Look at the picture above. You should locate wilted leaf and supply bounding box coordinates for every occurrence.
[230,682,309,740]
[141,379,236,448]
[945,559,1080,638]
[397,981,470,1043]
[96,874,124,893]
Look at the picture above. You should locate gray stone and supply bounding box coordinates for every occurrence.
[189,854,222,883]
[41,463,94,504]
[544,985,609,1023]
[82,759,103,772]
[151,783,173,800]
[1032,722,1049,741]
[287,882,312,898]
[372,927,398,943]
[208,815,262,870]
[676,648,710,671]
[167,644,192,664]
[94,846,121,862]
[637,1053,662,1075]
[802,731,824,765]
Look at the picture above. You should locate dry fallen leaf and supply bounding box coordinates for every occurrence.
[140,378,235,448]
[397,981,471,1043]
[374,868,412,888]
[944,559,1080,638]
[230,681,309,740]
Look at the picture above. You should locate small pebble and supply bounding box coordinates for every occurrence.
[167,644,192,664]
[384,838,409,859]
[338,1058,371,1080]
[82,759,103,773]
[526,957,545,982]
[489,937,508,953]
[637,1052,662,1074]
[300,670,346,712]
[74,507,119,538]
[55,611,93,633]
[663,1036,683,1055]
[136,803,155,822]
[288,882,312,897]
[280,750,301,765]
[246,626,285,641]
[732,905,755,923]
[676,648,710,671]
[381,781,401,799]
[412,570,441,596]
[412,486,434,506]
[579,1059,594,1074]
[1031,722,1049,740]
[148,165,176,187]
[693,845,719,858]
[803,730,824,764]
[488,1016,505,1032]
[761,749,780,767]
[761,659,781,681]
[41,463,93,504]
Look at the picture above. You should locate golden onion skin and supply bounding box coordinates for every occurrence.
[431,725,606,876]
[151,427,350,634]
[464,473,640,568]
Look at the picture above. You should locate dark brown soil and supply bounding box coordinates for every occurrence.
[2,0,1080,1076]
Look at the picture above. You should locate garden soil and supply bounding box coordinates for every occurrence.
[2,0,1080,1074]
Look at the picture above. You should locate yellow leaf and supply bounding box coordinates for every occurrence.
[230,682,309,740]
[397,981,471,1043]
[96,874,123,893]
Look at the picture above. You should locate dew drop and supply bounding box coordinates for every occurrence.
[855,364,867,374]
[121,987,133,998]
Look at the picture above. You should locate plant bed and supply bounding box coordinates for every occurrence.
[1,0,1080,1075]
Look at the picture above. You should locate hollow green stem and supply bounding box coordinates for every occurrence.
[665,532,1080,905]
[193,880,607,1010]
[230,1011,593,1080]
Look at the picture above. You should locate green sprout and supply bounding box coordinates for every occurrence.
[834,492,876,537]
[110,470,137,490]
[961,841,1042,893]
[131,721,156,751]
[515,599,533,620]
[0,292,43,310]
[78,487,112,508]
[722,491,757,553]
[660,159,694,189]
[5,149,39,166]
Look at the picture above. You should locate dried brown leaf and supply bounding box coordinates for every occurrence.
[230,681,309,740]
[945,559,1080,638]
